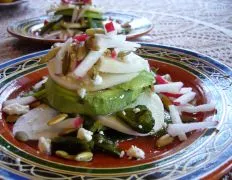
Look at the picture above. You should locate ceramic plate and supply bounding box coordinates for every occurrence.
[7,12,153,43]
[0,44,231,179]
[0,0,27,7]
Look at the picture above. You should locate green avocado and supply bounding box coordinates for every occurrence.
[45,71,153,115]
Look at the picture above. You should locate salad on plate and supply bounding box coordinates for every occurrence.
[3,22,218,162]
[37,0,132,40]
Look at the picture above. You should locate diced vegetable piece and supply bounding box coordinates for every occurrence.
[73,34,88,42]
[84,10,103,19]
[177,103,215,113]
[73,48,105,78]
[104,21,115,33]
[160,94,173,110]
[94,134,121,157]
[167,121,218,137]
[6,115,19,123]
[173,92,196,105]
[3,96,36,107]
[116,105,154,133]
[51,137,94,155]
[154,82,183,94]
[168,105,187,141]
[3,103,29,115]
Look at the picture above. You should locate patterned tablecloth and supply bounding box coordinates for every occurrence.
[0,0,231,179]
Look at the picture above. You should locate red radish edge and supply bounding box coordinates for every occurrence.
[156,75,168,84]
[73,117,84,128]
[162,92,182,98]
[105,22,115,33]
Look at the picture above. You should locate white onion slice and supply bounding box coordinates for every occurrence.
[177,103,215,113]
[97,53,149,73]
[95,34,140,51]
[98,115,149,136]
[87,72,138,91]
[154,82,183,94]
[13,104,79,140]
[169,105,187,141]
[174,91,196,105]
[71,7,79,23]
[73,49,105,78]
[167,121,218,137]
[3,96,36,107]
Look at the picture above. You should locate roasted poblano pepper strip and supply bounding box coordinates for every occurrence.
[116,105,155,133]
[94,134,121,157]
[39,15,63,35]
[51,137,94,155]
[82,115,105,133]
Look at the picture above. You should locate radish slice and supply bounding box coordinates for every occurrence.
[3,96,36,107]
[179,87,192,94]
[155,75,168,84]
[167,121,218,137]
[13,104,80,140]
[55,38,72,75]
[169,105,187,141]
[73,48,105,78]
[33,77,48,90]
[162,92,182,98]
[173,91,196,105]
[97,53,149,73]
[154,82,183,94]
[129,92,164,132]
[177,103,215,113]
[98,115,149,136]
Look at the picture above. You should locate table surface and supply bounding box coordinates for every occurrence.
[0,0,231,179]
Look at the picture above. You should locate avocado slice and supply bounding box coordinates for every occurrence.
[45,70,153,115]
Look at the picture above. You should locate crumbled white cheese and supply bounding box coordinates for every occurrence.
[122,111,126,116]
[126,145,145,159]
[78,88,87,99]
[133,108,140,113]
[99,131,104,135]
[38,137,51,155]
[3,103,29,115]
[120,150,125,158]
[93,74,103,85]
[77,128,93,142]
[119,94,125,99]
[138,125,143,129]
